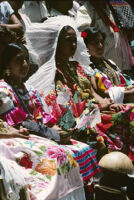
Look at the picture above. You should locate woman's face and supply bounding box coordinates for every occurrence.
[8,51,29,80]
[58,28,77,59]
[87,33,104,59]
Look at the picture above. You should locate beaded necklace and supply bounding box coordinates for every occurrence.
[56,61,80,90]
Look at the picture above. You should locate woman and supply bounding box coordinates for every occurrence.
[27,16,134,161]
[0,120,86,200]
[82,27,134,104]
[0,42,101,190]
[0,43,62,143]
[0,44,88,199]
[75,0,134,71]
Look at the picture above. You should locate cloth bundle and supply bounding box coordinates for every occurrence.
[109,0,134,30]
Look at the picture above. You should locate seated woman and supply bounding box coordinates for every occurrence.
[0,120,85,200]
[0,43,61,143]
[0,42,100,189]
[0,47,87,199]
[27,16,134,161]
[82,27,134,104]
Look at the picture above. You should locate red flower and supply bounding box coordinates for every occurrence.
[81,32,87,38]
[45,93,56,106]
[19,153,33,169]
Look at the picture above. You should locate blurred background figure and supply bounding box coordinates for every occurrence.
[0,1,23,34]
[46,0,77,17]
[20,0,48,23]
[76,0,134,73]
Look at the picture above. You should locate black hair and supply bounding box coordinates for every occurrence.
[1,43,29,77]
[82,27,105,47]
[58,26,75,42]
[0,26,16,42]
[56,25,75,60]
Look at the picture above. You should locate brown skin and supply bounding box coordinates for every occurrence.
[6,50,66,143]
[8,51,29,85]
[87,33,134,104]
[56,28,77,64]
[56,28,115,110]
[0,51,30,139]
[0,126,29,139]
[0,14,23,33]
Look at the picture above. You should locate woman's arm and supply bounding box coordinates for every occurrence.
[1,14,23,33]
[0,126,29,139]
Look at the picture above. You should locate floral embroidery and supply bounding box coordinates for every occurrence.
[35,159,56,176]
[18,153,33,169]
[46,146,68,165]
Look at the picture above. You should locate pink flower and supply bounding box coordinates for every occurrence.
[81,32,87,38]
[46,146,68,165]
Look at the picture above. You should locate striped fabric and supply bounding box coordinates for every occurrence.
[61,140,101,182]
[110,0,128,6]
[72,146,101,181]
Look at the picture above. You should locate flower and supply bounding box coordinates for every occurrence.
[19,153,33,169]
[45,93,56,106]
[81,32,87,38]
[35,158,56,176]
[68,154,78,167]
[46,146,68,165]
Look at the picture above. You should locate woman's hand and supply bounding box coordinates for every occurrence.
[4,126,29,139]
[109,103,124,112]
[52,125,72,144]
[99,98,113,110]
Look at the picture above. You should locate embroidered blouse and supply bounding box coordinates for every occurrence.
[0,80,53,126]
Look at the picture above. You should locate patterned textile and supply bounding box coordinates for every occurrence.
[0,80,54,126]
[0,135,85,200]
[0,80,100,182]
[45,62,134,160]
[61,140,101,181]
[91,59,133,92]
[109,0,134,30]
[90,0,119,32]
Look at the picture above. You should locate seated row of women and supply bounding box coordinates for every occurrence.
[0,27,100,199]
[0,16,133,199]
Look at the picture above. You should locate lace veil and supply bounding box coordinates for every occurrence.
[26,16,94,98]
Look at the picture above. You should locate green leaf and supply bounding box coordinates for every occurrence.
[16,158,20,163]
[39,146,46,152]
[30,170,38,175]
[34,151,43,157]
[57,168,61,175]
[39,178,46,181]
[46,175,51,181]
[73,93,78,103]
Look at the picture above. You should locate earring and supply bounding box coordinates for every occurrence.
[5,68,11,77]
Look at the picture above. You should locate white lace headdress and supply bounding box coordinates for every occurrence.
[26,16,94,98]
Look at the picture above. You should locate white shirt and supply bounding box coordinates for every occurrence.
[0,1,14,24]
[20,1,48,22]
